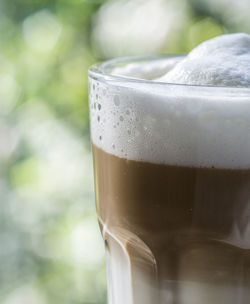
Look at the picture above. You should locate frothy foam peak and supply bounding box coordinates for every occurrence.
[157,33,250,87]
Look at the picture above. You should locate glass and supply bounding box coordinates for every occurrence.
[88,56,250,304]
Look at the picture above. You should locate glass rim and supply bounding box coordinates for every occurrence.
[88,55,250,96]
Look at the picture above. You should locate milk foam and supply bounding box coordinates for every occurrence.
[89,34,250,168]
[158,33,250,87]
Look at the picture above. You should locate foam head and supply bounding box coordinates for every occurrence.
[89,34,250,168]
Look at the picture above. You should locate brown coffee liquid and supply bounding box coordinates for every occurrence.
[93,144,250,304]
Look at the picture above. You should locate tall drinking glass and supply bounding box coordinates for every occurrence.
[89,56,250,304]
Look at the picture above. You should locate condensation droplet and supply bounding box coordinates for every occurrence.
[114,95,120,106]
[99,136,102,141]
[98,104,101,110]
[96,94,99,100]
[97,116,100,122]
[112,144,115,149]
[127,129,131,135]
[94,103,96,110]
[93,84,95,90]
[120,116,124,122]
[126,110,130,115]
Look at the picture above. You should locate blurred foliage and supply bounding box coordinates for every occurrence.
[0,0,249,303]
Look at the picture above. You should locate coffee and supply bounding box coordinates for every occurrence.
[89,34,250,304]
[93,144,250,304]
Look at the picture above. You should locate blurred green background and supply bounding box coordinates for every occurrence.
[0,0,250,303]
